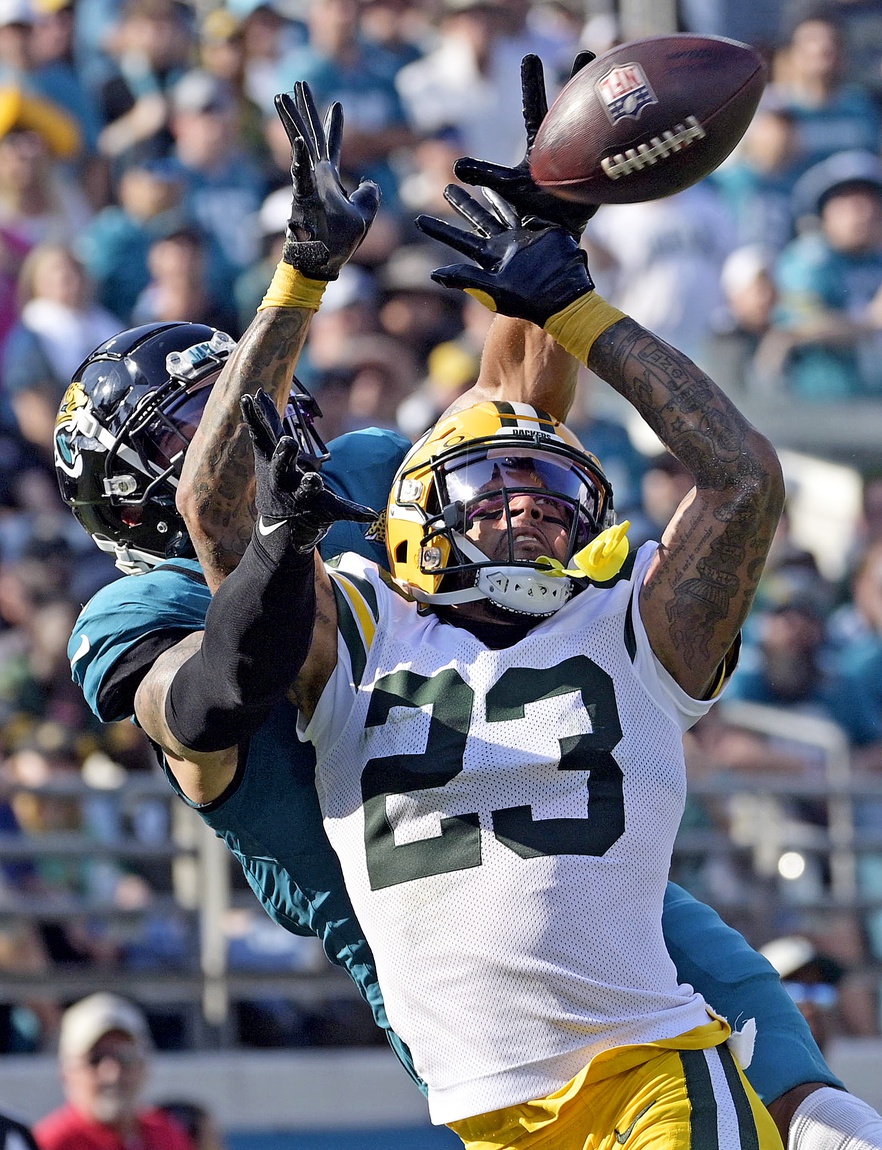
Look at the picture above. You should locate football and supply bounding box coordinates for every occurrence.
[529,34,767,205]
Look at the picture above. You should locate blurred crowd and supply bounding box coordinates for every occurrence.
[0,0,879,1057]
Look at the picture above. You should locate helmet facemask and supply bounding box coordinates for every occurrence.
[398,434,614,617]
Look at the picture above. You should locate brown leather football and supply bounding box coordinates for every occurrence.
[529,35,767,205]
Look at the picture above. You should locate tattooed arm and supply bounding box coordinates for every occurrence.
[588,319,784,699]
[177,82,380,593]
[176,307,313,592]
[415,186,785,698]
[439,315,580,421]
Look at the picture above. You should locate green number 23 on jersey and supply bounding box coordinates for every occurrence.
[361,655,625,890]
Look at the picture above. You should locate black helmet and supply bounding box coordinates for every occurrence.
[55,320,332,576]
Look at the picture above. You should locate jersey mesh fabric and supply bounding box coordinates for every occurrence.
[305,543,718,1124]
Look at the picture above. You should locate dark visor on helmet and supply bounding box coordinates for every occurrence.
[442,450,602,545]
[138,378,214,472]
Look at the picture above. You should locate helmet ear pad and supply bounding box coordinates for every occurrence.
[385,401,615,616]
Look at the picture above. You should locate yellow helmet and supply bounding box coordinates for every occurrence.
[386,401,614,616]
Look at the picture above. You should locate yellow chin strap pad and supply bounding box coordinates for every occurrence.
[537,521,631,583]
[544,291,627,364]
[259,262,328,311]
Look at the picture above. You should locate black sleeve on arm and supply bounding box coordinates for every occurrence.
[98,627,196,721]
[165,526,317,752]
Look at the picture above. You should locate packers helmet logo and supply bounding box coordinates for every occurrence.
[54,379,90,478]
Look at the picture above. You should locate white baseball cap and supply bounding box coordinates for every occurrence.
[58,993,152,1060]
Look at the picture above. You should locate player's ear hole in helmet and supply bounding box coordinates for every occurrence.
[385,401,615,617]
[55,321,328,576]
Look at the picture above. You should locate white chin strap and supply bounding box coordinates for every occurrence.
[92,534,159,576]
[408,533,574,617]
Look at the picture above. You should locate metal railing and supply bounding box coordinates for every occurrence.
[1,700,881,1044]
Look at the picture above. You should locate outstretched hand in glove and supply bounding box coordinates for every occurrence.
[274,81,381,279]
[454,53,598,239]
[241,390,376,554]
[415,185,594,328]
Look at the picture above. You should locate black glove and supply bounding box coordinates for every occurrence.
[274,82,381,279]
[241,390,377,553]
[453,53,598,239]
[415,185,593,327]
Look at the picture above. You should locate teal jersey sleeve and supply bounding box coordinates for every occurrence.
[68,425,409,723]
[69,559,211,722]
[320,426,409,567]
[662,883,842,1102]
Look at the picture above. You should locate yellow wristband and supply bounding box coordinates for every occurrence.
[258,262,327,311]
[544,291,627,364]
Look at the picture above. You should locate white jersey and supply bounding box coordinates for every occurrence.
[302,542,719,1124]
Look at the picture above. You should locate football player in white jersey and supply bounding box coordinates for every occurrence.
[92,70,882,1150]
[128,73,797,1150]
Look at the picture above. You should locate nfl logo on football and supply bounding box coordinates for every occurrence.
[596,64,658,124]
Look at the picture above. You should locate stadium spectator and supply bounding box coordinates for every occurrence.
[376,242,464,368]
[767,12,882,177]
[703,244,787,397]
[131,226,240,336]
[0,0,88,164]
[76,156,187,323]
[29,0,97,120]
[395,0,528,166]
[710,97,803,255]
[196,8,266,174]
[627,451,694,549]
[33,992,194,1150]
[1,242,118,453]
[277,0,415,214]
[0,107,90,249]
[332,331,417,434]
[235,0,303,117]
[728,571,839,718]
[232,183,288,333]
[773,149,882,399]
[94,0,193,181]
[165,68,266,301]
[281,262,380,399]
[781,0,882,99]
[396,337,480,440]
[585,181,737,367]
[26,0,101,203]
[357,0,426,79]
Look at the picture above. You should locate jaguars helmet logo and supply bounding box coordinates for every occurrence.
[54,380,90,478]
[364,508,387,544]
